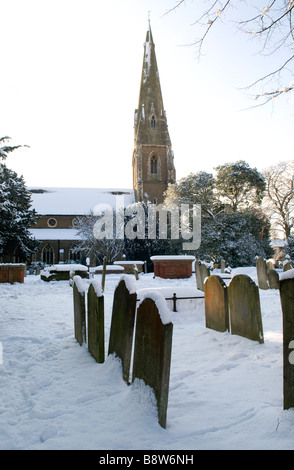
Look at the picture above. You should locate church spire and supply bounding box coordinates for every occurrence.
[132,22,176,204]
[134,21,171,147]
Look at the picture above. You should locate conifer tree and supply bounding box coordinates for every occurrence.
[0,137,38,261]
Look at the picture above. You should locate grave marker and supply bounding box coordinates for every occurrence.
[195,260,202,290]
[268,269,280,290]
[279,273,294,409]
[108,276,137,383]
[132,294,173,428]
[228,274,264,343]
[73,276,87,346]
[204,275,229,332]
[87,281,105,363]
[200,263,210,290]
[256,256,269,290]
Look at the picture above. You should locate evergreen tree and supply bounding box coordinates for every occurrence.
[215,161,266,213]
[0,137,38,261]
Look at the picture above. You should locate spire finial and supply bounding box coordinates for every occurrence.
[148,10,151,24]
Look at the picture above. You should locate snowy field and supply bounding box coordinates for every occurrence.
[0,266,293,450]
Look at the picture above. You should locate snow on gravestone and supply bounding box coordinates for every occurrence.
[73,276,87,346]
[108,276,137,383]
[132,292,173,429]
[228,274,264,344]
[279,269,294,409]
[268,269,280,290]
[204,275,229,333]
[256,256,269,290]
[87,280,105,364]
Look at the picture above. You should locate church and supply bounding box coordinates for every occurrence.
[29,22,176,265]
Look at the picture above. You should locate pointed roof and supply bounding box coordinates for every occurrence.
[134,22,171,146]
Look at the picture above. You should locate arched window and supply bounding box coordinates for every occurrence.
[151,115,156,128]
[151,155,157,174]
[69,244,81,262]
[42,244,54,265]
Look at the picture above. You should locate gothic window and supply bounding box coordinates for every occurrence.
[69,244,81,261]
[151,115,156,128]
[42,244,54,265]
[151,155,157,174]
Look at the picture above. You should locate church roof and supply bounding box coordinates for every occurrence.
[29,187,135,215]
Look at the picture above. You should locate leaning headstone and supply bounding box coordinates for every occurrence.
[87,280,105,363]
[228,274,264,343]
[195,260,202,290]
[108,276,137,383]
[204,275,229,332]
[256,256,269,290]
[73,275,87,346]
[268,269,280,290]
[279,271,294,409]
[132,293,173,429]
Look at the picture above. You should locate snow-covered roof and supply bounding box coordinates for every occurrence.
[29,187,135,215]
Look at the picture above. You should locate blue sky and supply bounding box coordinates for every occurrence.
[1,0,293,189]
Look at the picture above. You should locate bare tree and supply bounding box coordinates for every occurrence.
[262,160,294,238]
[74,211,124,264]
[166,1,294,105]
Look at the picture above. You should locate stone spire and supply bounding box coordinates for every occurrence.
[134,21,171,147]
[132,22,176,204]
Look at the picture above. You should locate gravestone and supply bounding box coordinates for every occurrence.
[221,259,226,273]
[256,256,269,290]
[132,295,173,429]
[101,256,107,291]
[279,273,294,409]
[266,259,275,273]
[283,261,293,272]
[195,260,202,290]
[268,269,280,289]
[228,274,264,343]
[73,276,87,346]
[108,277,137,383]
[87,281,105,363]
[200,263,210,290]
[204,275,229,332]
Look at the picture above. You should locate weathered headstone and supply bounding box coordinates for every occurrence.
[268,269,280,290]
[228,274,264,343]
[108,276,137,383]
[200,263,210,291]
[87,280,105,363]
[266,259,275,273]
[132,294,173,429]
[73,276,87,346]
[101,256,107,291]
[283,260,293,272]
[221,259,226,273]
[195,260,202,290]
[256,256,269,290]
[204,275,229,332]
[279,273,294,409]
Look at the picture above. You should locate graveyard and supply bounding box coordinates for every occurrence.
[1,261,294,450]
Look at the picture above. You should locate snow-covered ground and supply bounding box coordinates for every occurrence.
[0,266,293,450]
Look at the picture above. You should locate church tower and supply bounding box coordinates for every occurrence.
[132,21,176,204]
